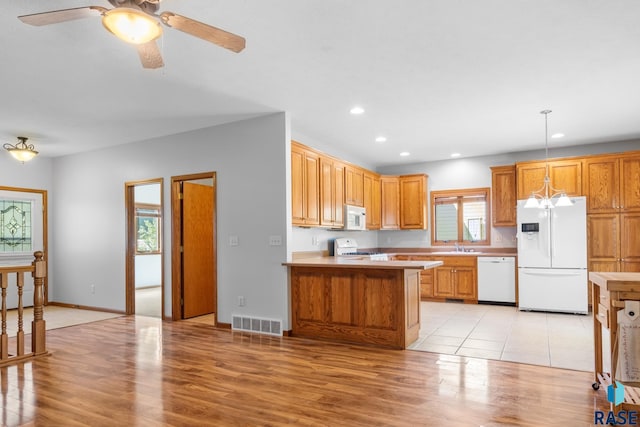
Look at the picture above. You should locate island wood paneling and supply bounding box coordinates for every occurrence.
[290,266,420,348]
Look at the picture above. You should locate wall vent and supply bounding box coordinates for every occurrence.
[231,315,282,336]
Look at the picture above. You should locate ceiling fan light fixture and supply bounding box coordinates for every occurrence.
[3,136,38,163]
[102,7,162,45]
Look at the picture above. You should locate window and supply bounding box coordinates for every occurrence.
[431,188,490,245]
[0,199,32,253]
[136,204,161,254]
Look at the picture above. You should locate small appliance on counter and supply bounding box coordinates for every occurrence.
[333,238,388,260]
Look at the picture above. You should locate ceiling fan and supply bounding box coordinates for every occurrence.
[18,0,246,69]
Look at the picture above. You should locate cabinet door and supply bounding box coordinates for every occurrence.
[399,174,427,229]
[454,268,477,300]
[550,159,583,197]
[491,165,516,226]
[291,146,305,223]
[621,213,640,265]
[587,214,619,260]
[345,166,364,207]
[620,155,640,212]
[380,176,400,229]
[319,158,345,227]
[303,151,320,225]
[363,172,381,229]
[419,271,434,298]
[434,267,455,297]
[583,156,619,213]
[517,159,583,199]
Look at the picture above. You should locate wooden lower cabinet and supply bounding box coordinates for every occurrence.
[289,266,421,349]
[410,255,478,302]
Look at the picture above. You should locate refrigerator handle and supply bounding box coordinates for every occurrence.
[549,211,554,260]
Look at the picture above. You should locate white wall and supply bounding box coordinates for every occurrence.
[51,113,290,326]
[135,254,161,288]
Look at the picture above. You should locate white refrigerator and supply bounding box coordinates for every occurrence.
[517,196,588,314]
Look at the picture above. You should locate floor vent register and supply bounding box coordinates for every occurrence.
[232,315,282,336]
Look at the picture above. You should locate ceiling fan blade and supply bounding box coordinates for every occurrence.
[18,6,106,26]
[136,41,164,69]
[159,12,245,53]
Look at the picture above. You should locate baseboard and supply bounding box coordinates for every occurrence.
[47,301,126,315]
[216,322,231,330]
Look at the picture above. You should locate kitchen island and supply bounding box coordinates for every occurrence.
[283,257,443,349]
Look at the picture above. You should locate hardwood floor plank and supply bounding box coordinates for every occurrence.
[0,316,610,426]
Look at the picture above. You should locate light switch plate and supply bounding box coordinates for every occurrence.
[229,235,239,246]
[269,235,282,246]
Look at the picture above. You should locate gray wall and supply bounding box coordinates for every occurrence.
[50,113,290,326]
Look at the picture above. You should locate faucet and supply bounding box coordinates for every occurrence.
[454,242,459,252]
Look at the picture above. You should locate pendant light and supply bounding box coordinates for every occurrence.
[524,110,574,209]
[3,136,38,163]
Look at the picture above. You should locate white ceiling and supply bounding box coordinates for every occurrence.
[3,1,640,167]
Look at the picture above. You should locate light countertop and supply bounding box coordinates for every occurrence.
[283,257,443,270]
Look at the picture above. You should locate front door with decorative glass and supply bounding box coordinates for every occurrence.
[0,189,44,308]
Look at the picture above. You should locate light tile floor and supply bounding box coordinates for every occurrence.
[408,301,594,371]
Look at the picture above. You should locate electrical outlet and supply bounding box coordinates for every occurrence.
[229,235,239,246]
[495,233,503,243]
[269,235,282,246]
[312,236,318,246]
[238,296,246,307]
[90,284,95,294]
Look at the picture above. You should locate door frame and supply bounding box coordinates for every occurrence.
[124,178,164,317]
[170,172,217,321]
[0,186,48,303]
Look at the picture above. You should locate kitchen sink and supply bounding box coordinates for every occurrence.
[431,251,482,255]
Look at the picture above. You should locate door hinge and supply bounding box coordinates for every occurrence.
[178,192,183,200]
[180,245,184,253]
[180,298,184,306]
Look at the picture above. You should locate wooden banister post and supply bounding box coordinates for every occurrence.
[31,251,47,355]
[0,272,7,360]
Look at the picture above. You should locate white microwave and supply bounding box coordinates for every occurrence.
[344,205,366,230]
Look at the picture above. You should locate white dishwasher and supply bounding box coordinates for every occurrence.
[477,257,516,305]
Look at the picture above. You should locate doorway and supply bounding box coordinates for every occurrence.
[125,179,164,317]
[171,172,217,321]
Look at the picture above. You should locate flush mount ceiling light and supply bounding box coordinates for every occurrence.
[102,7,162,44]
[375,136,387,143]
[349,106,365,115]
[399,151,410,157]
[451,152,461,158]
[551,133,565,139]
[524,110,574,209]
[3,136,38,163]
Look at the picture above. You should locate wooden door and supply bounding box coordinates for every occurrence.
[491,165,517,226]
[583,156,619,213]
[621,213,640,268]
[345,166,364,207]
[549,160,583,196]
[380,176,400,229]
[363,172,381,230]
[517,163,547,199]
[587,214,619,261]
[291,145,305,223]
[454,268,477,299]
[182,182,215,318]
[320,157,334,227]
[620,155,640,212]
[434,267,454,297]
[399,174,426,229]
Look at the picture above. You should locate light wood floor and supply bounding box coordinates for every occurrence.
[2,315,609,426]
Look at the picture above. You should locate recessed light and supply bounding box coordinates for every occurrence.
[551,133,565,139]
[451,153,461,158]
[349,106,365,115]
[399,152,410,157]
[375,136,387,143]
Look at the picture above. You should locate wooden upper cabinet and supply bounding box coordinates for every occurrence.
[399,174,427,229]
[319,156,344,227]
[583,153,640,213]
[621,213,640,268]
[516,158,583,199]
[363,171,381,230]
[583,155,619,213]
[381,176,400,229]
[620,155,640,212]
[291,141,320,226]
[345,166,364,207]
[587,214,619,260]
[490,165,517,227]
